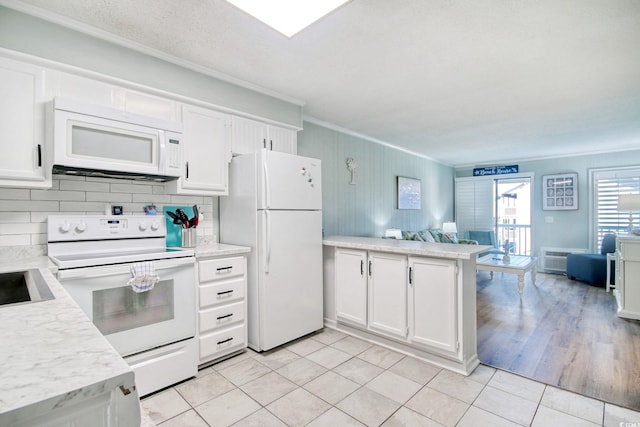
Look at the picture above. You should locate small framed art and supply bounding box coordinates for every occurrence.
[397,176,421,210]
[542,173,578,210]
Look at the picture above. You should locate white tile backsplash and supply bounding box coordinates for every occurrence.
[0,212,30,223]
[30,189,86,201]
[0,188,30,200]
[0,175,218,251]
[58,180,110,192]
[0,200,60,212]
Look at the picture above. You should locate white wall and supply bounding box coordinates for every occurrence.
[0,175,217,255]
[456,149,640,253]
[298,121,455,237]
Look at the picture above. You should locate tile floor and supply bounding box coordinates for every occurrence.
[142,329,640,426]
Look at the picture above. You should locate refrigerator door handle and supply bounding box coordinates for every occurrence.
[263,153,271,209]
[264,210,271,274]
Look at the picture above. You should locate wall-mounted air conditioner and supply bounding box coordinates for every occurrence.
[539,247,589,274]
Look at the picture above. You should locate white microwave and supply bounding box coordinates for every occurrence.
[52,98,183,181]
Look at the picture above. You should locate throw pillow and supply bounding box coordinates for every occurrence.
[418,230,436,243]
[440,232,459,244]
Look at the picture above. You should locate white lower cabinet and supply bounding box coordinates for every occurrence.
[614,236,640,320]
[197,256,248,365]
[368,251,407,339]
[334,248,463,365]
[12,374,140,427]
[335,248,368,327]
[408,256,458,354]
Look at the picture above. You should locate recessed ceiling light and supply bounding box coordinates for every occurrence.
[226,0,350,37]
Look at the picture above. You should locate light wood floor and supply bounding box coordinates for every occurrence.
[477,270,640,411]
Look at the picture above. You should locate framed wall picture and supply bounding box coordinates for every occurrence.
[542,173,578,210]
[397,176,421,209]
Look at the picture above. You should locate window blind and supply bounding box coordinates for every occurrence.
[455,178,494,238]
[592,167,640,247]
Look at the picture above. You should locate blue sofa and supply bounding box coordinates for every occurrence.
[566,233,616,287]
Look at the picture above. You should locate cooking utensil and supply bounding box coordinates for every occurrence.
[190,205,199,228]
[166,210,183,226]
[175,209,190,228]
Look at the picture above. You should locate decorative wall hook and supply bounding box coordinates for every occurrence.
[346,158,358,185]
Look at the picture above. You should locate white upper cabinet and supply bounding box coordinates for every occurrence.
[166,104,231,196]
[231,116,297,155]
[0,57,51,188]
[268,125,297,154]
[46,68,180,122]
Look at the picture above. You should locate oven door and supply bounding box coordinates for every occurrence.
[57,257,195,357]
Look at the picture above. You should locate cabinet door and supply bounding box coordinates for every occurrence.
[620,241,640,318]
[335,249,368,327]
[268,125,297,154]
[167,105,230,195]
[368,251,407,338]
[408,257,458,354]
[231,116,267,155]
[0,57,50,188]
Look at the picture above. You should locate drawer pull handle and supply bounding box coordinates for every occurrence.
[216,266,233,273]
[217,290,233,296]
[217,313,233,321]
[218,337,234,345]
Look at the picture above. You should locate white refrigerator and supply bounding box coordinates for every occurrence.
[220,149,323,351]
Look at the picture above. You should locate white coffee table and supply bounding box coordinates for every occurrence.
[476,254,537,298]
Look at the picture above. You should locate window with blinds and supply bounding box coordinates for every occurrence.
[455,178,494,238]
[455,175,533,255]
[592,167,640,247]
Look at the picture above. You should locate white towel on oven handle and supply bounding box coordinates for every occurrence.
[127,261,160,293]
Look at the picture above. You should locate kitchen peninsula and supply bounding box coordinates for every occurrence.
[323,236,490,375]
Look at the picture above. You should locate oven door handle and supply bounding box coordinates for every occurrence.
[57,257,195,280]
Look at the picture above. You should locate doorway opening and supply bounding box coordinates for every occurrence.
[495,177,532,256]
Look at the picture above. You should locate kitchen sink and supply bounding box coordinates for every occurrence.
[0,269,54,307]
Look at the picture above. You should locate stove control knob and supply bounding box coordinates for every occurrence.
[138,222,148,231]
[150,222,160,231]
[75,222,87,233]
[59,222,71,233]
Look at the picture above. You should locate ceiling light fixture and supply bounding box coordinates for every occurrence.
[225,0,350,37]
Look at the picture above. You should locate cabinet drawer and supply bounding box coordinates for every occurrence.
[199,301,245,333]
[199,257,245,282]
[621,241,640,261]
[199,277,245,308]
[199,324,246,360]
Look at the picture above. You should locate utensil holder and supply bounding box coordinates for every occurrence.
[181,228,196,248]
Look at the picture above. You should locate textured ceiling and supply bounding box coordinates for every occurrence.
[7,0,640,166]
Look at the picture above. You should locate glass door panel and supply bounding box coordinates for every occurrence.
[495,177,532,256]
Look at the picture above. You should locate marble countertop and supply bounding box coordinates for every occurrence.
[195,241,251,258]
[0,256,136,424]
[323,236,491,260]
